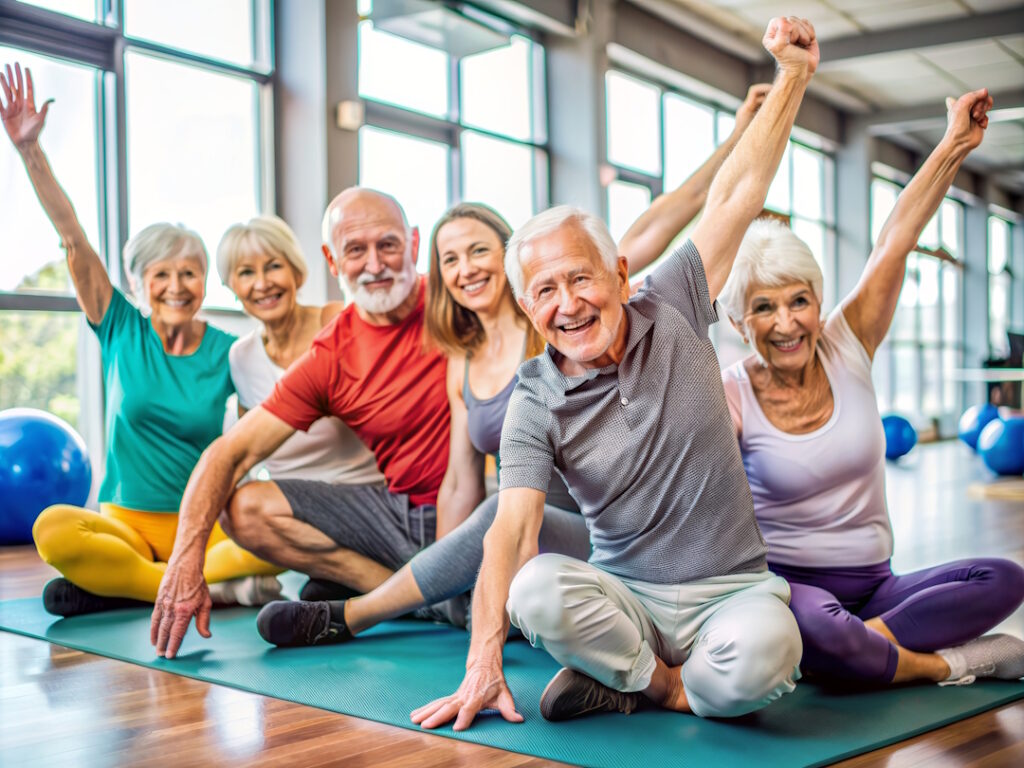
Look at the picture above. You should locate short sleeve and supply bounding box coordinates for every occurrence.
[229,335,260,411]
[641,239,718,335]
[497,381,555,493]
[827,308,873,381]
[88,288,139,350]
[721,365,744,436]
[261,341,333,432]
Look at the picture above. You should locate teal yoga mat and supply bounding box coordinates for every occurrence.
[2,597,1022,768]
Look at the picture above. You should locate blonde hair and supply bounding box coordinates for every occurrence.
[217,214,308,288]
[718,218,823,323]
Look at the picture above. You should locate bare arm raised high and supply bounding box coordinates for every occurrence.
[841,89,992,358]
[691,18,819,301]
[0,62,112,324]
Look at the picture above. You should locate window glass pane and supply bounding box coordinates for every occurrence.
[791,145,822,221]
[606,180,652,245]
[358,21,449,118]
[716,112,735,145]
[791,218,825,269]
[15,0,95,22]
[0,310,81,429]
[0,50,99,295]
[990,275,1009,354]
[663,93,713,190]
[765,142,792,214]
[989,216,1009,273]
[918,211,939,250]
[126,52,260,309]
[124,0,257,69]
[871,179,898,243]
[605,71,660,175]
[461,36,540,142]
[942,262,960,343]
[942,347,959,413]
[917,258,941,344]
[892,345,918,413]
[941,200,960,255]
[921,347,942,415]
[359,126,449,273]
[892,255,918,342]
[461,131,538,231]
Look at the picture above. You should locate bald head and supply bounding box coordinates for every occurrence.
[321,187,409,255]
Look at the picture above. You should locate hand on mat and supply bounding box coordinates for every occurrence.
[151,557,213,659]
[944,89,993,152]
[734,83,772,133]
[410,659,523,732]
[763,16,819,79]
[0,62,52,149]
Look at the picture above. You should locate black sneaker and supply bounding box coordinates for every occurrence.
[298,578,361,602]
[42,578,149,617]
[539,668,642,721]
[256,599,353,647]
[411,593,471,628]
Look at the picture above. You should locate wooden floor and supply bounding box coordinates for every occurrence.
[1,441,1023,767]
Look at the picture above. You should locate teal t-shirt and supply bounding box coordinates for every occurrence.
[90,289,236,512]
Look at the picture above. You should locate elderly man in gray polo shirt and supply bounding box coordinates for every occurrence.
[411,16,819,730]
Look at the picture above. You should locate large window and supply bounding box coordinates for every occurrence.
[0,2,273,480]
[356,17,548,271]
[870,178,964,419]
[603,69,835,368]
[988,215,1014,356]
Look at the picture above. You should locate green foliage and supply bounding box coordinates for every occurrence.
[0,260,80,428]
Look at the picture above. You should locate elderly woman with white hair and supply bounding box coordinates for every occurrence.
[2,62,278,617]
[719,88,1024,687]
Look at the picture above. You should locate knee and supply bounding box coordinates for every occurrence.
[32,505,87,565]
[224,483,279,550]
[791,598,865,658]
[507,554,574,639]
[986,559,1024,605]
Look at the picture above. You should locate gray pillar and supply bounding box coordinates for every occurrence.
[834,115,873,303]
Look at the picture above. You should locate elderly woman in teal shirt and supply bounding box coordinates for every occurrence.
[2,62,280,616]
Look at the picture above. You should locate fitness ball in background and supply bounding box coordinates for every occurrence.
[0,408,92,544]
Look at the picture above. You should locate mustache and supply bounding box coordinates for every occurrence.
[356,267,401,286]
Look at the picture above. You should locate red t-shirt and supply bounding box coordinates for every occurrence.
[262,280,449,506]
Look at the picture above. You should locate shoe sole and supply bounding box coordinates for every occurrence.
[540,668,588,721]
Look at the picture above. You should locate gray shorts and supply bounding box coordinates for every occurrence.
[276,480,436,571]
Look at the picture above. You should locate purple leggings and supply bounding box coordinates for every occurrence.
[770,558,1024,683]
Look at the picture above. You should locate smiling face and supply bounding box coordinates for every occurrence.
[436,217,507,314]
[323,192,419,316]
[518,222,629,370]
[228,240,301,323]
[738,281,824,371]
[142,254,206,327]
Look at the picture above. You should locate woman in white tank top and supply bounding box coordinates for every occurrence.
[718,91,1024,688]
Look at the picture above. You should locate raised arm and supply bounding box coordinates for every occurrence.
[0,62,112,324]
[151,406,296,659]
[435,356,486,538]
[411,486,545,732]
[841,89,992,358]
[620,84,771,275]
[691,17,818,301]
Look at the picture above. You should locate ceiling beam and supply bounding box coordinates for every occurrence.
[819,8,1024,65]
[865,88,1024,136]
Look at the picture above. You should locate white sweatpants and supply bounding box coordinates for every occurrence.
[506,554,802,718]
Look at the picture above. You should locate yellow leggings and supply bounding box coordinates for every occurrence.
[32,503,282,602]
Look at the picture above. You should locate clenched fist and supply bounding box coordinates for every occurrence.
[763,17,819,79]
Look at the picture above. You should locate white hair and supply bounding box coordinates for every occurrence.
[123,223,208,297]
[321,187,410,258]
[718,218,823,323]
[505,205,618,299]
[217,214,308,287]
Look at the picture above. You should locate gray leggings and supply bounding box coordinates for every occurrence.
[409,494,591,604]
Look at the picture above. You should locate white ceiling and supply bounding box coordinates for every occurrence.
[655,0,1024,191]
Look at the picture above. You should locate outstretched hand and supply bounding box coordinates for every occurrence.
[410,659,523,732]
[0,62,52,149]
[150,555,213,660]
[734,83,773,132]
[763,16,819,79]
[944,89,993,152]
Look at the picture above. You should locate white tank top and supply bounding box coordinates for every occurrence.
[721,309,893,567]
[229,329,384,485]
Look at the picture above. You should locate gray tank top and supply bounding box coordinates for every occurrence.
[463,357,578,513]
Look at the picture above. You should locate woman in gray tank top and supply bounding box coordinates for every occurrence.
[266,83,776,640]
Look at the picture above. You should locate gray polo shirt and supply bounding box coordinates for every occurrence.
[499,240,767,584]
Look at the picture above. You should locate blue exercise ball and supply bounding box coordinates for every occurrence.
[0,408,91,544]
[958,403,1000,450]
[977,418,1024,476]
[882,414,917,460]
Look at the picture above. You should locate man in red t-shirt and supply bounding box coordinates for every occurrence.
[151,189,477,659]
